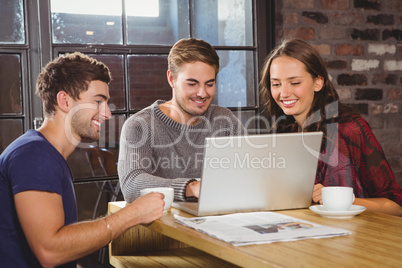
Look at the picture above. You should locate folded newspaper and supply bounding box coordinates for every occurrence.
[174,211,351,246]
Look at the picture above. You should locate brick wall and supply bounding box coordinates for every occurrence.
[275,0,402,185]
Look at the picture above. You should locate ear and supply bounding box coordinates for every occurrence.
[314,76,324,92]
[56,91,72,113]
[167,70,175,88]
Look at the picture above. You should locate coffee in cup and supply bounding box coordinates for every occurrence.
[322,186,355,211]
[140,187,174,212]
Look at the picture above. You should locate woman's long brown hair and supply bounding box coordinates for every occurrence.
[259,39,342,135]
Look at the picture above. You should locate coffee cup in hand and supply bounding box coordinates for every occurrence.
[140,187,174,212]
[322,186,355,211]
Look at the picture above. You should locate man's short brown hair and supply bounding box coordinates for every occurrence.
[36,52,112,116]
[168,38,219,80]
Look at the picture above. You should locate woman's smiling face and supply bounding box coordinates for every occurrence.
[269,56,323,127]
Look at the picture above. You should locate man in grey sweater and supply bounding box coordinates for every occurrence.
[118,38,247,203]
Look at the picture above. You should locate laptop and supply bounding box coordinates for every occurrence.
[172,132,323,216]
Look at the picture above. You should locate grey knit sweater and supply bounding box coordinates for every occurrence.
[118,100,247,202]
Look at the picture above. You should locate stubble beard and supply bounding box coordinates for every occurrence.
[177,97,211,118]
[71,115,100,143]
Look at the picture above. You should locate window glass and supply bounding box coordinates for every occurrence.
[0,54,22,114]
[0,119,23,153]
[98,114,126,150]
[192,0,253,46]
[128,55,171,110]
[68,114,125,179]
[0,0,25,44]
[89,54,125,111]
[51,0,123,44]
[233,110,258,133]
[67,148,95,179]
[74,179,120,220]
[126,0,190,45]
[215,50,255,108]
[234,111,271,135]
[49,0,262,180]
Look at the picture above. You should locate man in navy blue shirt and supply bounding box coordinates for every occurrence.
[0,52,165,267]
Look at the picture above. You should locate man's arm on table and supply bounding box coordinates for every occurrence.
[15,190,164,267]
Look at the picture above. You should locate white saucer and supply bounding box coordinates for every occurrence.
[309,205,366,219]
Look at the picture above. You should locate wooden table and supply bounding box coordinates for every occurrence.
[108,201,402,267]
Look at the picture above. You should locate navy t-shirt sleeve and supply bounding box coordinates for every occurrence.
[9,142,64,196]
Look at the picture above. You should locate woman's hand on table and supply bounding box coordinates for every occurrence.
[312,183,324,204]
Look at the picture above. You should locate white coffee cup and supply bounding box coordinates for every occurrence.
[322,186,355,211]
[140,187,174,212]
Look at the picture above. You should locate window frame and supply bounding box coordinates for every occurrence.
[0,0,274,182]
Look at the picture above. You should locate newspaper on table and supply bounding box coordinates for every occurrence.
[174,211,351,246]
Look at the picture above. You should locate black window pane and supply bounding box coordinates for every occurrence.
[233,110,254,125]
[67,148,95,179]
[51,0,123,44]
[68,114,125,179]
[0,0,25,44]
[128,55,171,110]
[68,145,119,179]
[89,54,125,111]
[233,110,263,134]
[98,114,126,150]
[0,54,23,114]
[0,119,23,153]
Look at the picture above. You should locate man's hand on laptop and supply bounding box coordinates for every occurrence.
[186,180,200,198]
